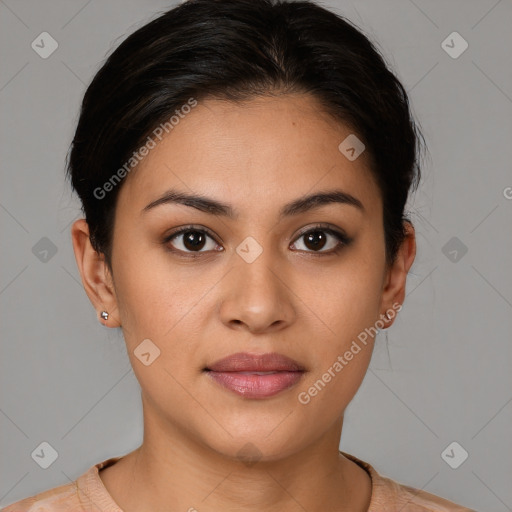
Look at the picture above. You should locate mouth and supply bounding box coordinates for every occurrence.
[203,352,306,399]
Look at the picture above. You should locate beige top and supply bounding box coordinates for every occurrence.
[1,451,477,511]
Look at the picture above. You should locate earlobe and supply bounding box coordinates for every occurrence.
[379,221,416,328]
[70,219,121,328]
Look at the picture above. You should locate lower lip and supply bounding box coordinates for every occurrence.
[205,371,304,399]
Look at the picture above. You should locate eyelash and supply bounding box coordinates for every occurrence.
[162,223,352,258]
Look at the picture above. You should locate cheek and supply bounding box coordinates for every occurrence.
[111,243,215,383]
[300,299,378,404]
[293,271,382,417]
[325,282,382,348]
[296,254,384,399]
[302,255,384,341]
[111,237,187,333]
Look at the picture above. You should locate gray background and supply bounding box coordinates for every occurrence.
[1,1,511,511]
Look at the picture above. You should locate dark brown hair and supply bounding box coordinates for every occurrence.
[66,0,425,269]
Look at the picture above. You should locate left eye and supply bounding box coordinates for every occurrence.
[290,228,348,253]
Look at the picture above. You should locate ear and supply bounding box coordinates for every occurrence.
[71,219,121,328]
[379,220,416,328]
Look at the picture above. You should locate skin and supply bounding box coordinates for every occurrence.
[71,93,416,512]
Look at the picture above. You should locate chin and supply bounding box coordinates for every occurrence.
[197,420,309,465]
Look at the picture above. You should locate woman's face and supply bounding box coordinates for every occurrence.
[79,93,413,461]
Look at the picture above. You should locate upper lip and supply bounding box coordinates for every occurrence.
[205,352,306,372]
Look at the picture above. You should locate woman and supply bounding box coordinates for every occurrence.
[2,0,476,510]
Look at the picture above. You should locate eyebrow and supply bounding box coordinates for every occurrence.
[142,188,365,219]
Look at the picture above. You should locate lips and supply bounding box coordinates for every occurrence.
[204,352,306,399]
[205,352,306,372]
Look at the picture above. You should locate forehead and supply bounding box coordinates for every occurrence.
[117,94,381,219]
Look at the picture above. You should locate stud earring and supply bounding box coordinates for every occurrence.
[100,311,109,321]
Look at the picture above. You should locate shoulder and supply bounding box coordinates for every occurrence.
[0,481,78,512]
[340,451,478,512]
[1,457,123,512]
[378,477,478,511]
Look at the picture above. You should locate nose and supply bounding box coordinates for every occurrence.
[218,249,296,334]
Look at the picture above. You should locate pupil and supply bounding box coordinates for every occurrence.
[305,231,326,251]
[184,231,205,251]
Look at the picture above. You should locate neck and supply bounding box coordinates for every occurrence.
[100,410,371,512]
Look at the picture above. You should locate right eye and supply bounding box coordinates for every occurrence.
[163,226,223,255]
